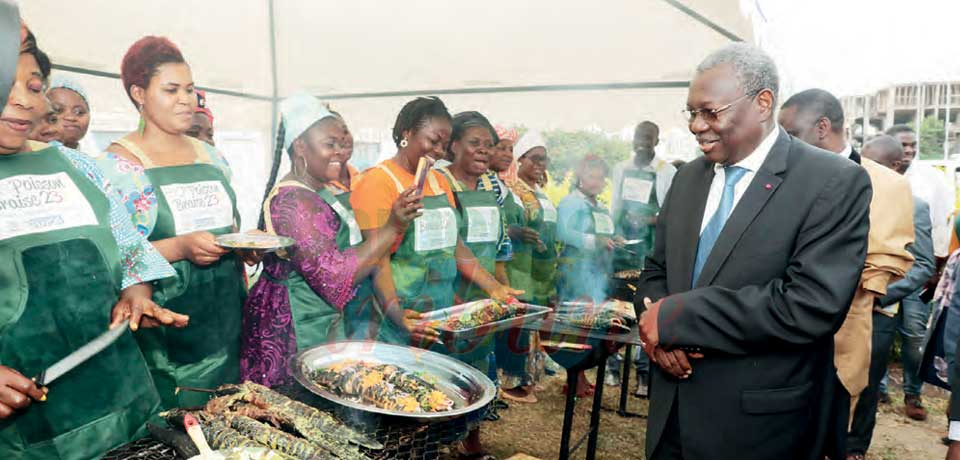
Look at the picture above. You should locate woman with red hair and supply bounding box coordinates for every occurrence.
[94,36,245,408]
[0,23,186,459]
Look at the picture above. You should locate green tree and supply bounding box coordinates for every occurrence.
[917,115,946,160]
[542,130,632,179]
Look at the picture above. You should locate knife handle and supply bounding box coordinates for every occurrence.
[32,371,45,388]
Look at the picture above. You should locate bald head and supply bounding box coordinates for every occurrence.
[862,135,906,174]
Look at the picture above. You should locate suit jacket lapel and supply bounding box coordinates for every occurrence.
[677,161,715,290]
[695,129,791,289]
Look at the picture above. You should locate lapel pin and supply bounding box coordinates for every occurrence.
[764,183,772,190]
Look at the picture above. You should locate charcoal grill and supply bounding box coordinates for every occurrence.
[101,383,487,460]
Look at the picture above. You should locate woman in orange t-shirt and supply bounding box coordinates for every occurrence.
[351,97,520,459]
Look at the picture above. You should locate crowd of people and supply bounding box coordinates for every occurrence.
[3,13,960,460]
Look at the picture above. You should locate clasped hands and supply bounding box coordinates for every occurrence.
[639,297,703,379]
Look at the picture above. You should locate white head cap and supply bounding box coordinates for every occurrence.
[513,129,545,161]
[280,92,335,152]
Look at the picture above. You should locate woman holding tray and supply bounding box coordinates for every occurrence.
[351,96,521,460]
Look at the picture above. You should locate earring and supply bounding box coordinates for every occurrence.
[400,138,409,148]
[299,157,308,176]
[137,104,145,136]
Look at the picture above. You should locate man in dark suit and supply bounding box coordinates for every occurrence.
[636,44,873,460]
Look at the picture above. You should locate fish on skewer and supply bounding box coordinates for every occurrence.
[204,395,369,460]
[213,383,382,450]
[220,413,336,460]
[163,410,294,459]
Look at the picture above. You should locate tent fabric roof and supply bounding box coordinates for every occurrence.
[19,0,750,229]
[23,0,750,132]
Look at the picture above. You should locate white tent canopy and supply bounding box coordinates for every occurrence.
[21,0,751,228]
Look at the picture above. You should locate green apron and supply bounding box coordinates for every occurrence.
[113,137,244,408]
[0,145,160,460]
[528,183,559,306]
[496,182,534,386]
[437,168,500,302]
[262,182,374,345]
[613,166,658,272]
[558,196,615,303]
[502,183,533,299]
[375,166,489,370]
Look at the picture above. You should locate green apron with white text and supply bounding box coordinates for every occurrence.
[375,167,488,370]
[495,184,534,385]
[503,185,533,300]
[613,167,658,272]
[0,146,161,460]
[558,199,615,303]
[529,187,558,306]
[114,138,244,408]
[437,168,500,302]
[262,182,374,345]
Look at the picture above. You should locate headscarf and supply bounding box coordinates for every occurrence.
[195,89,213,124]
[513,129,545,161]
[494,125,519,144]
[48,74,89,106]
[495,125,521,185]
[280,92,335,152]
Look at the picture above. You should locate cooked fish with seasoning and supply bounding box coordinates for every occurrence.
[310,361,454,413]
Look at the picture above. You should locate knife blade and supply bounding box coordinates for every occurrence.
[34,320,130,387]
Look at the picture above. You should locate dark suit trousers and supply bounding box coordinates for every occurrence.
[649,392,684,460]
[821,373,850,459]
[848,310,899,454]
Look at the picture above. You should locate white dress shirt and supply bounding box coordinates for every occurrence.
[839,143,853,160]
[906,163,954,257]
[700,128,781,234]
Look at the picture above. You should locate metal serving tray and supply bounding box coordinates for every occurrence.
[292,341,496,422]
[215,233,295,252]
[417,300,551,342]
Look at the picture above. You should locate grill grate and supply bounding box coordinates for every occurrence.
[101,437,181,460]
[101,385,487,460]
[276,384,487,460]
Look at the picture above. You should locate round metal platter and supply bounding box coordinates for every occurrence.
[292,341,496,422]
[215,233,295,252]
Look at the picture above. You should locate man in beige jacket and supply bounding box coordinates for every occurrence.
[780,88,914,458]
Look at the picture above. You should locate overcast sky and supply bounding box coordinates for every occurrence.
[745,0,960,98]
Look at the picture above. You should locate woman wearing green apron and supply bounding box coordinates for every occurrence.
[0,25,188,460]
[96,37,245,408]
[557,156,619,303]
[351,97,520,460]
[556,155,620,397]
[507,130,558,308]
[436,111,508,403]
[240,94,422,388]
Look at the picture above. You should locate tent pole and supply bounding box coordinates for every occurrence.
[267,0,279,154]
[660,0,744,42]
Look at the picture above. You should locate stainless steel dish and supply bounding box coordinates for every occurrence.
[418,300,551,342]
[292,341,496,422]
[215,233,295,252]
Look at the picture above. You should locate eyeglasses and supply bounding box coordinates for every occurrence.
[523,153,549,165]
[682,92,757,123]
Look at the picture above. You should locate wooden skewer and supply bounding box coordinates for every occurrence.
[176,386,217,395]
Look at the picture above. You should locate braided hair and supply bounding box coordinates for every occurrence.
[391,96,451,148]
[258,120,288,230]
